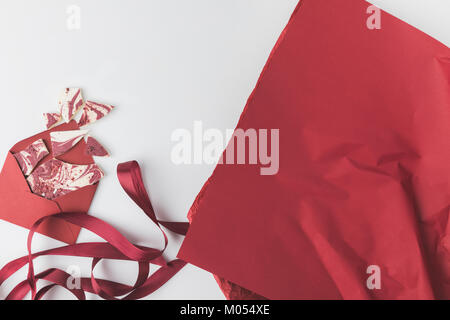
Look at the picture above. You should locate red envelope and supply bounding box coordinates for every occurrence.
[179,0,450,299]
[0,121,98,244]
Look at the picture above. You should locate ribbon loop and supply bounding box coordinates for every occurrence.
[0,160,190,300]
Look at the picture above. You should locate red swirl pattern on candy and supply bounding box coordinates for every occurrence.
[58,88,84,123]
[78,101,114,127]
[51,129,89,157]
[27,159,104,200]
[43,113,61,130]
[86,137,110,157]
[13,139,49,176]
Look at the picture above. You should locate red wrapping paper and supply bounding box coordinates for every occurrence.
[179,0,450,299]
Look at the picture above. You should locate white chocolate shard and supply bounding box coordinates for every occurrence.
[78,101,114,127]
[85,137,110,157]
[27,159,104,200]
[50,129,89,157]
[13,139,49,176]
[44,113,62,130]
[58,88,84,123]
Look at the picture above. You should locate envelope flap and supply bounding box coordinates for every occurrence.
[0,183,98,245]
[53,183,99,243]
[0,191,60,223]
[54,183,98,212]
[0,153,31,193]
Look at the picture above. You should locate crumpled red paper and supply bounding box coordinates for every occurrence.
[179,0,450,299]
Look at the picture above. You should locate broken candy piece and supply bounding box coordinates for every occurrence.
[51,129,89,157]
[86,137,110,157]
[78,101,114,127]
[58,88,84,123]
[27,159,104,200]
[44,113,62,130]
[13,139,49,176]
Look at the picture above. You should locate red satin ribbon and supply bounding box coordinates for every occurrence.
[0,161,190,300]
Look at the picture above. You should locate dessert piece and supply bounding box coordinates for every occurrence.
[27,159,104,200]
[13,139,49,176]
[51,129,89,157]
[78,101,114,127]
[58,88,84,123]
[85,137,110,157]
[43,113,62,130]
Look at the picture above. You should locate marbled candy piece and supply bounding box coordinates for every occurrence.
[13,139,49,176]
[58,88,84,123]
[51,129,89,157]
[44,113,62,130]
[27,159,104,200]
[78,101,114,127]
[86,137,110,157]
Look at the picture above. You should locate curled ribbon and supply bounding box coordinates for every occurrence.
[0,161,190,300]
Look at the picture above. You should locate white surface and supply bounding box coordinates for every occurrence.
[0,0,449,300]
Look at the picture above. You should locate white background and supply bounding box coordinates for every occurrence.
[0,0,449,300]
